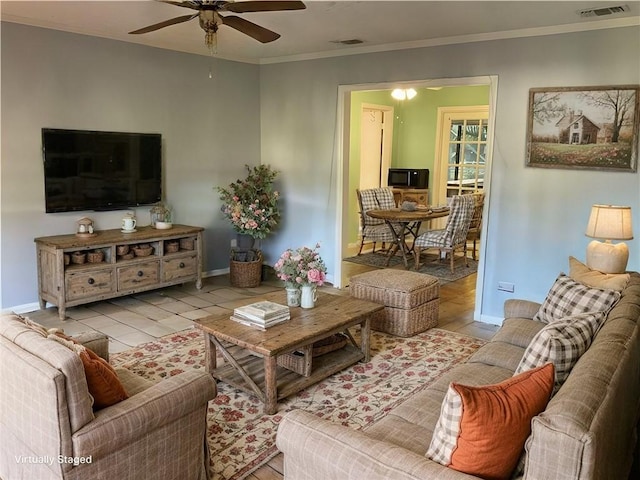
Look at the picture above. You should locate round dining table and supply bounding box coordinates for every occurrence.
[367,207,450,268]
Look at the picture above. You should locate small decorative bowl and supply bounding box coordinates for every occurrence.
[401,201,417,211]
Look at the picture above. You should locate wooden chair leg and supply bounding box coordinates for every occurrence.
[358,238,365,255]
[414,246,422,270]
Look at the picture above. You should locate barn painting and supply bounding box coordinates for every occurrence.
[526,85,639,171]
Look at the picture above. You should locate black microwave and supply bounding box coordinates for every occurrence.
[387,168,429,189]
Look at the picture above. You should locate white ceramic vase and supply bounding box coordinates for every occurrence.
[300,285,317,309]
[285,287,301,307]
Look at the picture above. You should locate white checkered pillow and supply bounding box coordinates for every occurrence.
[426,383,463,464]
[515,311,604,394]
[533,274,620,324]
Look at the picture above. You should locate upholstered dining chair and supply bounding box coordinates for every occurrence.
[356,187,399,255]
[466,192,485,260]
[414,194,476,273]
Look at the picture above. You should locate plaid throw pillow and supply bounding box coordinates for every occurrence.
[425,382,463,464]
[533,274,620,323]
[515,311,604,394]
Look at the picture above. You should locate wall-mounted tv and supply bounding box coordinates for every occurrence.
[42,128,162,213]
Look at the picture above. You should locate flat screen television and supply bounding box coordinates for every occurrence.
[42,128,162,213]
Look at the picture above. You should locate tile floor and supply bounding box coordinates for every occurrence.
[26,276,284,354]
[24,260,498,355]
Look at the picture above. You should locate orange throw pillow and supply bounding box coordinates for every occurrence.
[427,363,554,480]
[78,346,129,410]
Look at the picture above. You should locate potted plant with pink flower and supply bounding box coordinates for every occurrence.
[274,243,327,308]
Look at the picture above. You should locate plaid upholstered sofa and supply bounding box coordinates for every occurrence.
[0,313,216,480]
[276,270,640,479]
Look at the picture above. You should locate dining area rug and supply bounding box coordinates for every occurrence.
[110,327,485,480]
[344,251,478,283]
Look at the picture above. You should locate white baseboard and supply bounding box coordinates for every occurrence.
[2,302,41,315]
[478,314,503,326]
[203,268,230,277]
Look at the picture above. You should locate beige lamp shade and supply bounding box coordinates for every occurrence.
[585,205,633,274]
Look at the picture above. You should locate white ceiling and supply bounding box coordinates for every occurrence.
[2,1,639,64]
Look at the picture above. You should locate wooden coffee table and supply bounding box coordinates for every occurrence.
[194,291,383,414]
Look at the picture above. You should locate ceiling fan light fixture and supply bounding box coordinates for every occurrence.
[199,10,219,55]
[392,88,417,100]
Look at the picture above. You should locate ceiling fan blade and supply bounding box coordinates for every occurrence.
[224,1,305,13]
[220,15,280,43]
[129,13,198,34]
[157,1,204,10]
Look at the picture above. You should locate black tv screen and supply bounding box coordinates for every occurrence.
[42,128,162,213]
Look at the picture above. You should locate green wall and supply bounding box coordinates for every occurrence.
[347,86,489,248]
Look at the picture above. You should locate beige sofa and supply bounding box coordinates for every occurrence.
[276,272,640,479]
[0,313,217,480]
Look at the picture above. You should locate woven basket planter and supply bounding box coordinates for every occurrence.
[229,250,263,288]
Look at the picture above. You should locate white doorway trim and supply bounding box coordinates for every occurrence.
[334,76,499,323]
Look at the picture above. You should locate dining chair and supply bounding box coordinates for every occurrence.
[466,192,485,260]
[413,194,476,272]
[356,187,398,255]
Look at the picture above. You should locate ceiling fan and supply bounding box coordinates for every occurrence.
[130,0,306,53]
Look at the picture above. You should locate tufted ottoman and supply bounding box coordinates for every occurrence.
[349,270,439,337]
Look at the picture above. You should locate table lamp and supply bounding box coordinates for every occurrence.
[585,204,633,274]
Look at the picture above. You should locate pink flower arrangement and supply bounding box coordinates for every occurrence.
[274,243,327,287]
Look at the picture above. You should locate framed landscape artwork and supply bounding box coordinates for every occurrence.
[526,85,640,171]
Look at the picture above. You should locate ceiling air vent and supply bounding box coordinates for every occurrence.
[578,4,630,17]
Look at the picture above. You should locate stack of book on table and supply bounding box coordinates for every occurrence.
[231,301,290,330]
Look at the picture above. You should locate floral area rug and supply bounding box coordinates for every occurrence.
[344,252,478,283]
[111,328,485,480]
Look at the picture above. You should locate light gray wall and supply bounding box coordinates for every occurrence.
[1,23,261,308]
[2,22,639,321]
[259,26,640,321]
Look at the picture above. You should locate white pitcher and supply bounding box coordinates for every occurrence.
[300,285,317,309]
